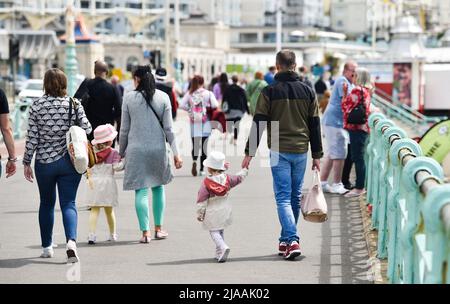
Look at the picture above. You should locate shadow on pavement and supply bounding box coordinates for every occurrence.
[146,254,305,266]
[317,194,371,284]
[76,241,140,248]
[3,210,39,214]
[26,240,139,249]
[4,208,90,214]
[0,257,67,268]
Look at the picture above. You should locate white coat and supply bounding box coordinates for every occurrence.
[85,163,119,207]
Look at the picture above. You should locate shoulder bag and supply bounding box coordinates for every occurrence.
[347,88,367,125]
[66,97,95,174]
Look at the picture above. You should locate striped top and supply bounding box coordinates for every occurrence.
[23,95,92,165]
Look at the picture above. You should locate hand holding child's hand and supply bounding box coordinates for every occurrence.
[197,208,206,222]
[174,155,183,169]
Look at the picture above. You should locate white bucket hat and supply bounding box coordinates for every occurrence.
[203,151,227,171]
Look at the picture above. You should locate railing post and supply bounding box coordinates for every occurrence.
[419,185,450,284]
[12,100,31,139]
[376,127,408,260]
[400,157,444,283]
[371,118,395,230]
[366,113,386,205]
[387,138,422,283]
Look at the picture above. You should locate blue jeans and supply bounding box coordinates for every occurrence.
[348,130,368,190]
[35,153,81,248]
[270,151,308,244]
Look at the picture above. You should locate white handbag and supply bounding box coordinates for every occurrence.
[301,169,328,223]
[66,98,89,174]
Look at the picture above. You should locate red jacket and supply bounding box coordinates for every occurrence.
[342,86,371,133]
[207,108,227,133]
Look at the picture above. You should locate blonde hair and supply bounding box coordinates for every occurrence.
[355,67,372,89]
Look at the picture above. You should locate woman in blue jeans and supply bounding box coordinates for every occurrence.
[341,68,373,198]
[23,68,92,262]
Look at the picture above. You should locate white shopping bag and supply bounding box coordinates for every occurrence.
[66,125,89,174]
[301,169,328,223]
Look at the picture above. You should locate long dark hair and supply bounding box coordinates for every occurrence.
[208,76,219,91]
[133,65,156,107]
[218,73,229,96]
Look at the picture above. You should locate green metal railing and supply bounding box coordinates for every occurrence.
[10,99,32,139]
[366,112,450,284]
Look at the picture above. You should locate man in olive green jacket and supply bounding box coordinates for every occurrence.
[242,50,323,261]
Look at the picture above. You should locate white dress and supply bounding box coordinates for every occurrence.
[196,170,248,231]
[203,194,233,231]
[85,163,119,207]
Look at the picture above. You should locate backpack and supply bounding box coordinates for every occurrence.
[189,89,208,123]
[347,88,367,125]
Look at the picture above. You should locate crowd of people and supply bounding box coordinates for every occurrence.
[0,50,375,264]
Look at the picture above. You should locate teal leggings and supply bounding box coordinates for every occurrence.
[135,186,165,232]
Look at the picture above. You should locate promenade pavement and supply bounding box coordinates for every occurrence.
[0,113,371,284]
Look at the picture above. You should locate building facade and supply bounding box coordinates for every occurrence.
[430,0,450,30]
[194,0,241,26]
[262,0,325,27]
[331,0,401,37]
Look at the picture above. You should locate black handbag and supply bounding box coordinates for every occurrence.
[347,88,367,125]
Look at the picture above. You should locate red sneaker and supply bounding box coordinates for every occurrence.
[367,204,373,216]
[284,241,301,260]
[278,242,288,256]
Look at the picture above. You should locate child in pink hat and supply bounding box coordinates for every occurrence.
[85,124,123,245]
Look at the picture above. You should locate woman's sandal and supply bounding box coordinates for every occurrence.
[139,236,151,243]
[154,230,168,240]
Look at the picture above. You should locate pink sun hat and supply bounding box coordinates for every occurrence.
[91,124,118,145]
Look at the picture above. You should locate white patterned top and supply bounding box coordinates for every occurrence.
[23,95,92,165]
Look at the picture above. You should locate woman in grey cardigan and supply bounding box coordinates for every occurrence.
[119,65,183,243]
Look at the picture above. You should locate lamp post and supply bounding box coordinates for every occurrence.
[276,0,282,52]
[164,0,171,73]
[65,0,78,97]
[371,0,377,52]
[174,0,181,83]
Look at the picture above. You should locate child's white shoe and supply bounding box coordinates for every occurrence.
[40,246,54,258]
[217,247,230,263]
[107,233,118,242]
[88,233,96,245]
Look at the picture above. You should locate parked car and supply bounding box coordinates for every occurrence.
[18,79,44,103]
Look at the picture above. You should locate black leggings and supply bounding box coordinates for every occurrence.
[192,136,209,171]
[226,117,241,140]
[342,143,353,186]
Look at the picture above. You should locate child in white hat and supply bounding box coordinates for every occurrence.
[85,124,124,244]
[196,151,248,262]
